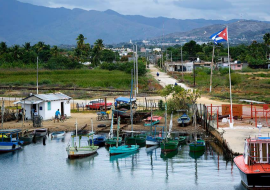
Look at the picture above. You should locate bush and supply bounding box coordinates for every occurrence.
[158,100,164,110]
[40,79,51,85]
[44,56,83,69]
[226,73,241,86]
[220,67,234,75]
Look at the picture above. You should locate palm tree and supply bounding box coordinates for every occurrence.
[263,33,270,60]
[12,45,20,60]
[92,39,104,66]
[76,34,86,50]
[23,42,31,52]
[51,45,59,57]
[36,41,45,54]
[0,42,8,55]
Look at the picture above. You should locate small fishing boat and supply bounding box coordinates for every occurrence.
[175,136,186,144]
[51,131,66,138]
[105,108,122,147]
[146,136,162,147]
[125,133,146,146]
[105,137,122,147]
[89,135,106,146]
[66,120,99,159]
[160,109,178,152]
[189,139,205,152]
[19,134,33,145]
[144,116,162,127]
[110,117,139,155]
[160,149,178,159]
[177,113,191,127]
[0,129,24,153]
[31,128,47,138]
[110,145,139,155]
[234,136,270,188]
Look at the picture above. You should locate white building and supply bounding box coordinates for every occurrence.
[15,93,71,120]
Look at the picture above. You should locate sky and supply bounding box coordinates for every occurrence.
[18,0,270,21]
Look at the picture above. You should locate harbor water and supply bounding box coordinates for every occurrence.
[0,133,245,190]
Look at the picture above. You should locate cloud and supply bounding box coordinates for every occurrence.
[173,0,232,10]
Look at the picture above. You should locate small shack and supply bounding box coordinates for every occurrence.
[14,93,71,120]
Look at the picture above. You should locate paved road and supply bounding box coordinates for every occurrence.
[149,64,192,90]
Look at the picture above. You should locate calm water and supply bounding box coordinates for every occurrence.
[0,134,245,190]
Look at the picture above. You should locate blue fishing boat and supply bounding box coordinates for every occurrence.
[177,113,191,127]
[89,135,106,146]
[0,129,24,153]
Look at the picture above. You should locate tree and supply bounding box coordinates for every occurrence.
[23,42,31,52]
[76,34,86,50]
[92,39,104,66]
[100,49,116,63]
[0,42,8,55]
[263,33,270,59]
[12,45,20,60]
[51,45,59,57]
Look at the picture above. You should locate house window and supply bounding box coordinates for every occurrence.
[48,102,51,111]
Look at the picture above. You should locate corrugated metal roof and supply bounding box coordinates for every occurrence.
[23,93,71,102]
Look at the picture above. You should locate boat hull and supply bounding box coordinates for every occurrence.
[19,136,33,145]
[51,131,65,138]
[146,140,159,147]
[234,155,270,188]
[160,140,178,152]
[0,142,23,153]
[125,136,146,145]
[66,146,98,159]
[105,139,122,147]
[189,140,205,152]
[109,145,139,155]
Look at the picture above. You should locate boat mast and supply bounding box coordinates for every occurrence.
[109,107,114,139]
[116,116,120,148]
[1,100,4,129]
[130,69,134,138]
[91,118,93,133]
[165,97,167,142]
[150,101,153,136]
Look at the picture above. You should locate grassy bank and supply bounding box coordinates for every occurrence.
[0,69,146,90]
[169,68,270,103]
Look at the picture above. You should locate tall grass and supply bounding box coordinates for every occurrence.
[0,69,147,90]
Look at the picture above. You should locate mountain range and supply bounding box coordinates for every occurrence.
[0,0,270,45]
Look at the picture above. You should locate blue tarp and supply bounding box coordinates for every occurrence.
[115,97,136,103]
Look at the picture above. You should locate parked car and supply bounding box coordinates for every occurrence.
[86,99,112,110]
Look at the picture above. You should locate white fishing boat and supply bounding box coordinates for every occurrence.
[66,120,99,159]
[51,131,66,138]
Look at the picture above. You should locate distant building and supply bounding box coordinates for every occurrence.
[153,48,161,52]
[140,47,146,53]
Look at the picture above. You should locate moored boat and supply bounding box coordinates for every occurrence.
[189,139,205,152]
[31,128,47,138]
[109,116,139,156]
[66,120,99,159]
[234,137,270,188]
[51,131,66,138]
[125,133,146,146]
[105,137,122,147]
[19,134,33,145]
[177,113,191,127]
[144,116,162,127]
[0,129,24,153]
[175,136,186,144]
[89,135,106,146]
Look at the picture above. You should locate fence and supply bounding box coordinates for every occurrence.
[195,103,270,130]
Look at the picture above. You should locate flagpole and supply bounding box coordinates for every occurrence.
[227,25,233,128]
[210,44,215,93]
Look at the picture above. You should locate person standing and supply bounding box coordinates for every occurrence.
[54,109,61,123]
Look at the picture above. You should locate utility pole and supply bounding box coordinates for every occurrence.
[133,45,136,98]
[136,45,139,95]
[193,61,196,87]
[181,45,183,82]
[210,44,215,93]
[37,57,39,94]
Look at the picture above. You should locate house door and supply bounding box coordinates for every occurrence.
[61,102,64,116]
[31,104,37,119]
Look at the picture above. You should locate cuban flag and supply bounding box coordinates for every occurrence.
[210,27,228,44]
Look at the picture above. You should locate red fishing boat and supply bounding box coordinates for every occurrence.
[234,137,270,188]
